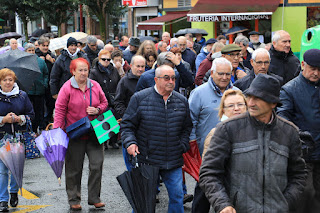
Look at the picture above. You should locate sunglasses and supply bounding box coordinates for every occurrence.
[101,58,111,62]
[157,75,176,81]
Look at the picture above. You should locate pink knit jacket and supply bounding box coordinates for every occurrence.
[53,77,108,130]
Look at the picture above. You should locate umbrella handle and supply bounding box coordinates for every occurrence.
[134,153,139,168]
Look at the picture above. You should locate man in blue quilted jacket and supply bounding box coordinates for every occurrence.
[121,65,193,213]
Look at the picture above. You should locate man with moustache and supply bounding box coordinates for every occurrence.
[121,65,192,212]
[234,48,282,91]
[268,30,301,84]
[200,74,307,213]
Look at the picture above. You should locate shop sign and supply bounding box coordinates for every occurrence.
[122,0,147,7]
[188,14,271,22]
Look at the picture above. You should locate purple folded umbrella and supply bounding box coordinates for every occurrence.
[35,128,69,185]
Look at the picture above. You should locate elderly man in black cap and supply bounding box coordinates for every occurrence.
[248,31,265,50]
[278,48,320,213]
[123,37,140,64]
[50,37,89,98]
[200,74,307,213]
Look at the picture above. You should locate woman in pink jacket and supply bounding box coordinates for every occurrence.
[54,58,108,211]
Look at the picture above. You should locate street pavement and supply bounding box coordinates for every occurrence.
[8,146,199,212]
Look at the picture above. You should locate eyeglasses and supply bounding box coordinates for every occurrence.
[224,103,246,109]
[101,58,111,62]
[216,72,232,76]
[157,75,176,81]
[226,53,241,58]
[254,60,270,66]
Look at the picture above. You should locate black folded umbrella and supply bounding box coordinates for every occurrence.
[175,28,208,37]
[0,49,41,91]
[0,32,22,44]
[117,162,159,213]
[31,29,48,38]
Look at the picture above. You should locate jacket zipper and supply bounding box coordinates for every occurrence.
[165,99,168,169]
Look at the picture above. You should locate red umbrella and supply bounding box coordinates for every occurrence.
[182,140,202,182]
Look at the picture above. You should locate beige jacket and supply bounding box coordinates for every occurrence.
[202,128,216,158]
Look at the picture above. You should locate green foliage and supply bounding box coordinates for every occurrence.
[34,0,78,30]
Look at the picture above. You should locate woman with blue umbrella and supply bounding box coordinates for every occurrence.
[0,68,34,212]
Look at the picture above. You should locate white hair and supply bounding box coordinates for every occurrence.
[234,35,249,46]
[155,65,174,77]
[272,30,289,43]
[252,48,270,60]
[211,57,232,73]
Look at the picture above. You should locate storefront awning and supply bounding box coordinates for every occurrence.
[187,0,281,22]
[137,11,188,30]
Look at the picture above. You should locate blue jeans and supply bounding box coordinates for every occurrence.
[160,167,184,213]
[0,159,18,202]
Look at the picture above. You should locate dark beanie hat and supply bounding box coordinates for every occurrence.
[303,49,320,68]
[67,37,77,47]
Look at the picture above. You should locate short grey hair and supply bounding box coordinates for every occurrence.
[234,35,249,46]
[157,52,174,66]
[170,38,178,44]
[252,48,270,61]
[212,42,224,52]
[155,65,174,77]
[272,30,289,43]
[131,55,146,66]
[24,43,35,50]
[38,36,50,45]
[87,35,97,44]
[211,57,232,73]
[158,41,165,47]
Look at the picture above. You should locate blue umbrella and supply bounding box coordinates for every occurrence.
[225,26,248,36]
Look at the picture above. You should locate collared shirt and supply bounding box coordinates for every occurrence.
[154,85,172,105]
[210,77,233,96]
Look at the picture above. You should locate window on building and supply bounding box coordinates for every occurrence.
[178,0,191,7]
[307,7,320,28]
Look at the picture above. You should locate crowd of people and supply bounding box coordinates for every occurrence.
[0,28,319,213]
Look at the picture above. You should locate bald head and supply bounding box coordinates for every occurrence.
[162,32,171,44]
[104,44,114,53]
[178,36,187,52]
[10,39,18,50]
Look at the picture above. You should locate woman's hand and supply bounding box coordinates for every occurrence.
[2,113,21,124]
[115,61,122,69]
[86,106,99,115]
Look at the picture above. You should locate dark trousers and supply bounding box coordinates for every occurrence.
[44,87,55,124]
[28,95,45,132]
[290,163,320,213]
[192,182,210,213]
[65,133,104,205]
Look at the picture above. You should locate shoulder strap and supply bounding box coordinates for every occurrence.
[90,82,92,106]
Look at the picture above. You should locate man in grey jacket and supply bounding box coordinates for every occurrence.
[199,74,307,213]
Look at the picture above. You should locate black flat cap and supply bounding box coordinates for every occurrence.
[303,49,320,68]
[248,31,260,35]
[129,37,141,47]
[244,74,281,104]
[205,38,217,45]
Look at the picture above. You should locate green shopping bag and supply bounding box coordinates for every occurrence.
[91,110,120,144]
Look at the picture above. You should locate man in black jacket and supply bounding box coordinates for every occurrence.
[269,30,301,84]
[121,65,192,213]
[234,48,283,91]
[83,35,102,65]
[35,36,56,124]
[50,37,89,98]
[199,74,307,213]
[114,55,145,118]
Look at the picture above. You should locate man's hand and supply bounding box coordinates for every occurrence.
[220,206,236,213]
[127,144,140,156]
[115,61,122,69]
[236,69,247,79]
[166,52,180,66]
[52,94,58,99]
[46,54,55,63]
